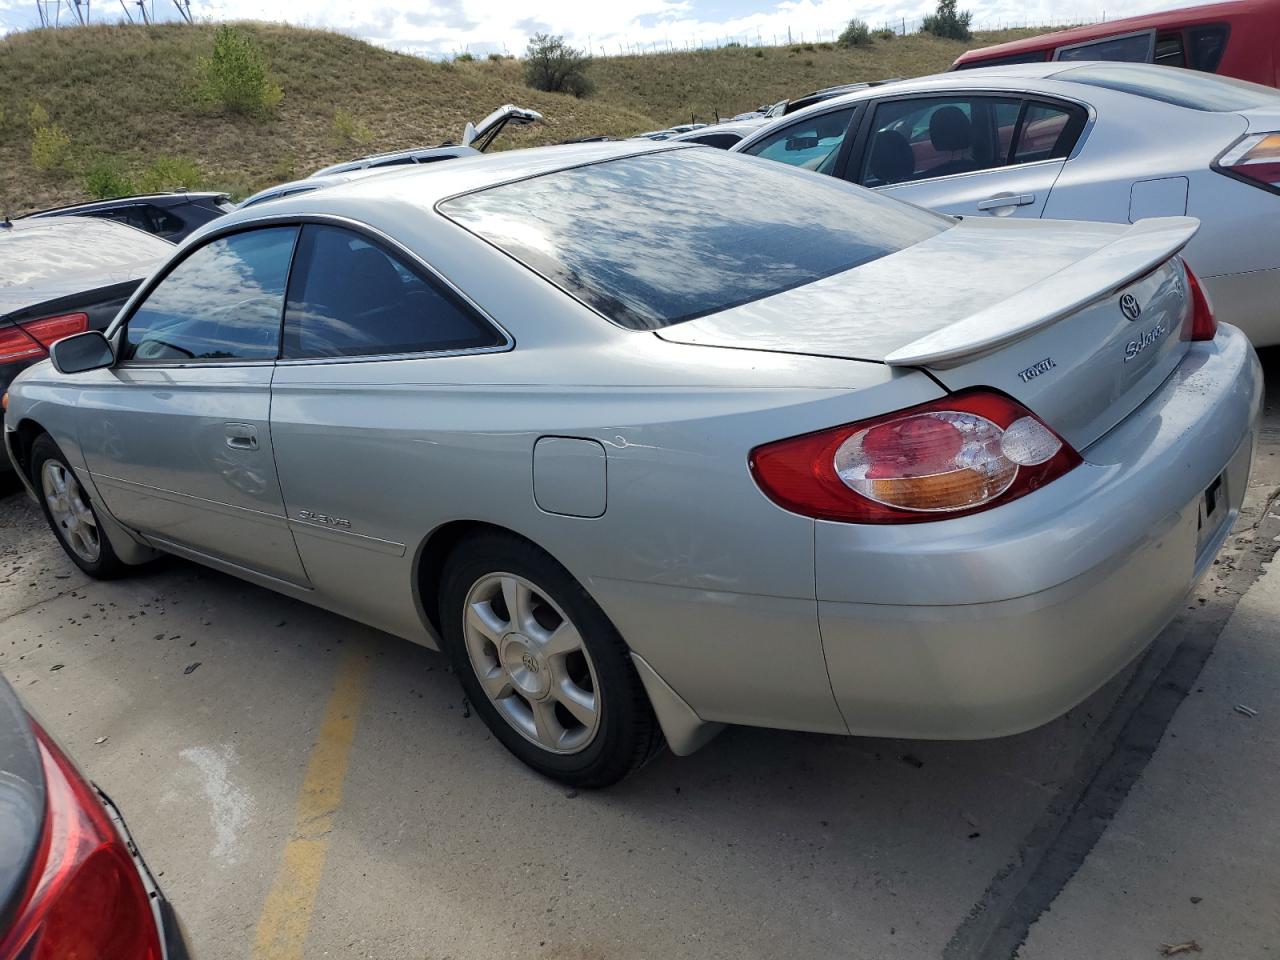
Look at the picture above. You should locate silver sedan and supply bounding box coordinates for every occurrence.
[732,62,1280,345]
[2,142,1263,786]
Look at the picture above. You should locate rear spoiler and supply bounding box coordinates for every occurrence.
[883,216,1199,368]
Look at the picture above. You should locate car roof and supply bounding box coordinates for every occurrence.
[218,140,682,229]
[312,145,480,177]
[729,64,1158,150]
[955,0,1272,64]
[0,217,172,316]
[239,167,396,208]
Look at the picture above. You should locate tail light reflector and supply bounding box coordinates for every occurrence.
[750,391,1081,524]
[0,722,162,960]
[1183,261,1217,342]
[1216,132,1280,192]
[0,313,89,365]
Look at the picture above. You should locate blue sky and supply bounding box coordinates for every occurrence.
[0,0,1220,57]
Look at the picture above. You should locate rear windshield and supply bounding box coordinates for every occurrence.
[439,149,948,331]
[1058,63,1280,111]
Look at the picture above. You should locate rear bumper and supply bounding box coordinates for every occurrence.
[97,786,193,960]
[817,325,1262,739]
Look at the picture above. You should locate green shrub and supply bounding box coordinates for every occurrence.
[331,107,372,146]
[839,18,873,47]
[921,0,973,40]
[523,33,593,97]
[136,155,203,193]
[28,102,49,131]
[487,52,507,61]
[83,157,137,198]
[31,121,71,172]
[196,25,283,116]
[877,28,897,40]
[753,49,765,57]
[455,51,474,62]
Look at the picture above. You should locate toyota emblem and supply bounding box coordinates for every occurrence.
[1119,293,1142,321]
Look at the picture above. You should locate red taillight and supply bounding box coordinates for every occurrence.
[750,391,1081,524]
[0,723,162,960]
[0,313,89,365]
[1183,261,1217,342]
[1216,132,1280,192]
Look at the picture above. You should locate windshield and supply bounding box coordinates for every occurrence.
[439,149,948,331]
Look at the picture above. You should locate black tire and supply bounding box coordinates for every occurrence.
[439,531,663,787]
[30,434,132,580]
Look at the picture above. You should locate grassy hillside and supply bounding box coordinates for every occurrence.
[588,29,1037,125]
[0,22,1038,213]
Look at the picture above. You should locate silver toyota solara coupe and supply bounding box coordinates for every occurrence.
[2,141,1263,786]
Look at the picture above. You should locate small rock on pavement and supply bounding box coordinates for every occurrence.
[94,736,108,745]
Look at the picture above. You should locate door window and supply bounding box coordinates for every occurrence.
[740,107,855,174]
[123,226,297,362]
[1054,30,1154,63]
[858,96,1020,187]
[1187,24,1229,72]
[281,224,502,359]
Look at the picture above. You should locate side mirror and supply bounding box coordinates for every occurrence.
[49,330,114,375]
[785,135,819,152]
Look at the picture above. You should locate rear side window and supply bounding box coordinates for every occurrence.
[282,224,502,359]
[1055,31,1155,63]
[1011,101,1086,163]
[1059,63,1280,110]
[124,226,297,362]
[439,149,948,331]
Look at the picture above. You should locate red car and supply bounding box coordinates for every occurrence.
[0,672,190,959]
[952,0,1280,88]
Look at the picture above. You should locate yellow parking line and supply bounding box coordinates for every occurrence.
[252,647,371,960]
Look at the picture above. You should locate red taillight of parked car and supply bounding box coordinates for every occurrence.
[1183,261,1217,342]
[0,722,162,960]
[750,391,1082,524]
[1215,132,1280,192]
[0,313,89,366]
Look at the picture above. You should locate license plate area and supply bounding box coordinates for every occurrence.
[1196,472,1228,559]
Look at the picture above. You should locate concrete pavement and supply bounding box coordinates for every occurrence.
[1018,543,1280,960]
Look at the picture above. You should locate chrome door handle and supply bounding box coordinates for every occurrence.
[225,423,258,451]
[976,193,1036,211]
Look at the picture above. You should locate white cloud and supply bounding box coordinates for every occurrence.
[0,0,1233,58]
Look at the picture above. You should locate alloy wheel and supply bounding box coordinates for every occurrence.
[41,460,101,564]
[462,572,602,754]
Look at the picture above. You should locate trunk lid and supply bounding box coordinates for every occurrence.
[656,216,1197,449]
